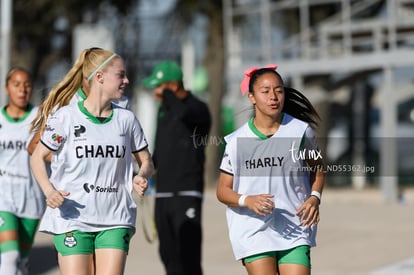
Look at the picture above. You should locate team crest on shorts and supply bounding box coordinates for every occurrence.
[64,232,77,248]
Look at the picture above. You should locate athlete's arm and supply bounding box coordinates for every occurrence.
[216,171,274,216]
[296,160,323,227]
[30,142,69,208]
[27,130,53,162]
[216,171,238,207]
[296,128,325,227]
[132,148,155,197]
[27,130,40,155]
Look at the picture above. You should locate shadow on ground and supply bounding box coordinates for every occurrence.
[29,245,58,274]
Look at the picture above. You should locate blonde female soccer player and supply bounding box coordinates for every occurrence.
[30,48,154,275]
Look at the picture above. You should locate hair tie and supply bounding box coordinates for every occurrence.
[87,53,118,81]
[239,64,278,96]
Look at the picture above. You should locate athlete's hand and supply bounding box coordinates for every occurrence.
[46,190,70,209]
[245,194,274,216]
[296,196,320,227]
[133,175,148,197]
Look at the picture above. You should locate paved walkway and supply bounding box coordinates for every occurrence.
[29,187,414,275]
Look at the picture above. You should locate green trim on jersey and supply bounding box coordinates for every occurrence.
[248,117,268,140]
[76,88,88,100]
[1,104,33,123]
[248,113,285,140]
[78,101,113,124]
[249,114,306,150]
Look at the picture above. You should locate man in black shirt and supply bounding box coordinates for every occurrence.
[142,61,211,275]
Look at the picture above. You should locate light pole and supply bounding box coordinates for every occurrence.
[0,0,12,106]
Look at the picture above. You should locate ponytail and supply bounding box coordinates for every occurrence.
[283,87,320,128]
[30,47,115,134]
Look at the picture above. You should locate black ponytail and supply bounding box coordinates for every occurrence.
[283,87,320,128]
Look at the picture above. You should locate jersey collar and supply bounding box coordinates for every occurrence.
[78,101,113,124]
[1,104,33,123]
[248,113,285,140]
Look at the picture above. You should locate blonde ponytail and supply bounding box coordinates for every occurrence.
[30,48,116,133]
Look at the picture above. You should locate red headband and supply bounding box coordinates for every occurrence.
[239,64,278,96]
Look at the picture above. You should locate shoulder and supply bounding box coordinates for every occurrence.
[113,105,133,116]
[113,107,138,122]
[69,91,83,105]
[0,106,6,121]
[188,93,208,106]
[188,94,211,120]
[27,105,39,120]
[53,104,78,115]
[59,103,77,114]
[224,122,250,144]
[111,96,130,109]
[282,113,309,132]
[30,105,39,113]
[50,104,78,121]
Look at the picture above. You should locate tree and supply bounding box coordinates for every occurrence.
[173,0,224,185]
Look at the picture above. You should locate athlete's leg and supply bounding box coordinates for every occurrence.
[278,263,310,275]
[0,212,20,275]
[54,231,95,275]
[277,245,311,275]
[244,256,278,275]
[57,253,94,275]
[18,217,40,275]
[94,249,127,275]
[93,228,131,275]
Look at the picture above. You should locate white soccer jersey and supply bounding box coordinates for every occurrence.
[39,101,148,234]
[220,113,319,260]
[0,105,46,218]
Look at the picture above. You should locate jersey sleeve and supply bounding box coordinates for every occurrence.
[130,116,148,153]
[40,113,67,151]
[220,144,234,175]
